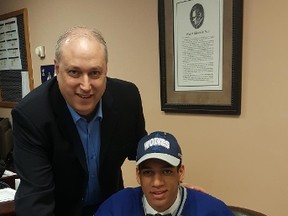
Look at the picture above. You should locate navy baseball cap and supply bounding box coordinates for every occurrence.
[136,131,182,166]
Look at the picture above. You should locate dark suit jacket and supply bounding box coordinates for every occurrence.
[12,77,147,216]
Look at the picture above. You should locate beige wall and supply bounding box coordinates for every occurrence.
[0,0,287,215]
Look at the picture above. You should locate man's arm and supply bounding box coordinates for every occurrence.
[12,108,55,216]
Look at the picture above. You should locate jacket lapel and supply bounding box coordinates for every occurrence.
[50,79,88,172]
[99,83,118,168]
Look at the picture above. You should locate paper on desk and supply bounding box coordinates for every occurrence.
[2,170,17,178]
[0,188,16,202]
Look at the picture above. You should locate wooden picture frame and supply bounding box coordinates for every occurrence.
[158,0,243,115]
[0,8,33,108]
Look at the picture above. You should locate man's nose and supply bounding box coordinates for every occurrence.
[80,75,91,91]
[152,173,164,187]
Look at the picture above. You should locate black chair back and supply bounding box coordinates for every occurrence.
[229,206,267,216]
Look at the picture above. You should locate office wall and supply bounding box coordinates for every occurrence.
[0,1,287,215]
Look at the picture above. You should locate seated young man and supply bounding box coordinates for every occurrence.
[95,131,233,216]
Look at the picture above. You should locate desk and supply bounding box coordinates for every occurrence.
[0,201,15,216]
[0,174,17,216]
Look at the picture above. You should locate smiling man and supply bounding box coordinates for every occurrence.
[12,26,147,216]
[95,131,234,216]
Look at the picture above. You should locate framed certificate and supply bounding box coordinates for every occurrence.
[158,0,243,115]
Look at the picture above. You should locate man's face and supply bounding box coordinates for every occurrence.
[55,36,107,116]
[136,159,184,212]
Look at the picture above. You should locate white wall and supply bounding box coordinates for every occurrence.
[1,1,288,215]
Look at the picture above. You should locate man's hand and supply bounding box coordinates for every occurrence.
[181,182,207,193]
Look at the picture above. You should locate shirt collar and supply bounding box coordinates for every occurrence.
[143,186,181,215]
[67,99,103,123]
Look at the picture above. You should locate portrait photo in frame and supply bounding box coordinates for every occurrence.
[158,0,243,115]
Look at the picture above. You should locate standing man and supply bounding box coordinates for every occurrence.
[95,131,234,216]
[12,26,147,216]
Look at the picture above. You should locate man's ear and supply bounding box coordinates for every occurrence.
[54,60,59,75]
[136,168,141,185]
[178,165,185,183]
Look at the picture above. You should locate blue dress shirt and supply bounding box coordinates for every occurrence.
[67,101,103,206]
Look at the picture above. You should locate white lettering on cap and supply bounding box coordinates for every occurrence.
[144,138,170,150]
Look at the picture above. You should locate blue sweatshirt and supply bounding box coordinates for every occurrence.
[95,186,234,216]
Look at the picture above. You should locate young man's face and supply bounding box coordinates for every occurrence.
[136,159,184,212]
[55,36,107,117]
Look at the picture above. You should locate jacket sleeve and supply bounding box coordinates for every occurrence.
[127,83,147,160]
[12,107,55,216]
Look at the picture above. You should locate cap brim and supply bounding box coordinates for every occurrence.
[136,153,180,166]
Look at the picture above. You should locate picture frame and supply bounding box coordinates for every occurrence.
[158,0,243,115]
[0,8,33,108]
